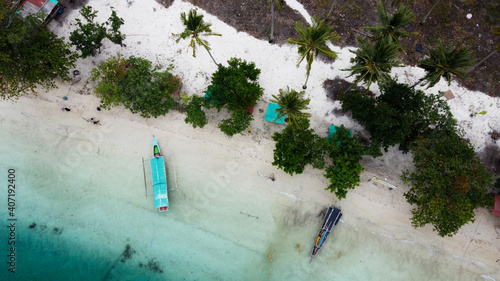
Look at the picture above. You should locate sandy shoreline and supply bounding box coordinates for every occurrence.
[1,0,499,279]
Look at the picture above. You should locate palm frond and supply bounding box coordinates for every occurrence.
[270,87,311,126]
[418,40,475,88]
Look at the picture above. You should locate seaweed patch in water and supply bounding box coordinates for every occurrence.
[28,222,36,229]
[139,258,164,274]
[120,244,136,262]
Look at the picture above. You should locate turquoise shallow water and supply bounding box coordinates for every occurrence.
[0,107,496,281]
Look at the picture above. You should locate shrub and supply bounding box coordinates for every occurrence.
[185,96,208,128]
[272,119,326,175]
[218,109,254,136]
[402,130,494,237]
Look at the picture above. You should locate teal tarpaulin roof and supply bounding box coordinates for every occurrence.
[264,103,285,124]
[150,156,169,209]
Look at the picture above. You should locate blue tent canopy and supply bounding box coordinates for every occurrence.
[264,102,286,124]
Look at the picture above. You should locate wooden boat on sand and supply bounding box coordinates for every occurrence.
[310,207,342,262]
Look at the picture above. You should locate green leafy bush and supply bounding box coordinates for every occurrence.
[402,130,494,237]
[340,82,456,152]
[324,125,369,199]
[70,6,125,58]
[208,57,263,111]
[218,109,253,136]
[272,119,326,175]
[185,96,208,128]
[1,9,77,98]
[91,55,181,118]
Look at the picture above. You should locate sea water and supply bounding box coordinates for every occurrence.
[0,107,496,281]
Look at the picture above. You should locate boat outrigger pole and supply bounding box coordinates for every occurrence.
[142,157,148,197]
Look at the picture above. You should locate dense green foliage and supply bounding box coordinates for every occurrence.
[288,17,340,88]
[172,9,221,65]
[69,6,125,58]
[0,3,77,98]
[272,119,326,175]
[340,82,456,152]
[417,40,475,88]
[270,87,311,127]
[362,1,416,48]
[219,109,254,136]
[91,55,181,118]
[205,57,263,135]
[185,96,208,128]
[344,37,403,90]
[208,57,264,111]
[324,125,377,199]
[402,130,494,237]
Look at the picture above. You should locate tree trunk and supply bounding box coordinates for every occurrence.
[303,73,310,89]
[326,0,338,19]
[470,50,498,70]
[269,0,275,43]
[205,47,220,67]
[420,0,442,25]
[410,79,423,88]
[385,0,393,9]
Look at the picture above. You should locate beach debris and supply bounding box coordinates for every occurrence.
[257,171,275,181]
[240,211,258,219]
[83,117,101,125]
[466,13,472,19]
[443,90,454,100]
[61,107,71,112]
[371,176,398,190]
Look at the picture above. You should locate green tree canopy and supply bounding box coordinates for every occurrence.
[324,125,379,199]
[402,130,494,237]
[90,54,181,118]
[288,17,340,89]
[1,3,77,99]
[69,5,125,58]
[208,57,264,112]
[416,40,475,88]
[185,95,208,129]
[270,87,311,127]
[219,108,254,137]
[272,118,326,175]
[172,8,221,66]
[340,82,457,152]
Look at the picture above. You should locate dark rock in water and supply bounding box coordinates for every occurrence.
[28,223,36,229]
[52,227,63,235]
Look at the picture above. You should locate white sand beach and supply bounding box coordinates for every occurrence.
[1,0,499,280]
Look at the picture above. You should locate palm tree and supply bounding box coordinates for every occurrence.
[270,87,311,127]
[266,0,284,43]
[288,17,340,89]
[414,40,475,88]
[362,1,416,49]
[172,9,221,66]
[343,36,403,91]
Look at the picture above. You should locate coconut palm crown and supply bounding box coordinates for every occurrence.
[172,9,221,66]
[288,17,340,89]
[344,36,403,91]
[417,40,475,88]
[270,87,311,127]
[362,1,416,48]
